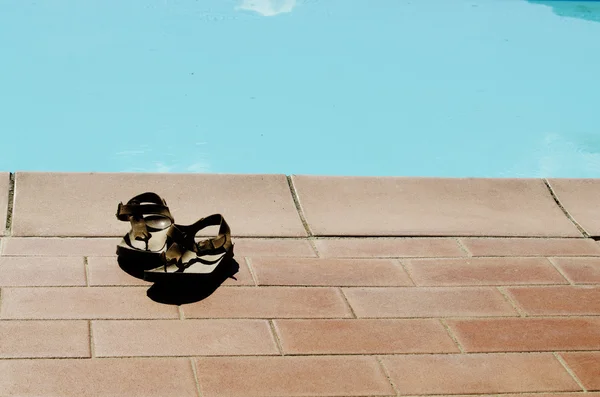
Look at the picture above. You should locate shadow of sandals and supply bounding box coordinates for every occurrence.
[118,254,240,305]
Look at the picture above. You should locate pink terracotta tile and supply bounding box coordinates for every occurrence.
[183,287,351,318]
[0,358,198,397]
[274,319,459,354]
[250,257,412,286]
[404,257,568,286]
[547,179,600,237]
[1,237,119,256]
[461,238,600,257]
[0,320,90,358]
[92,319,279,357]
[505,286,600,315]
[86,256,149,286]
[12,172,306,237]
[0,287,178,319]
[502,395,600,397]
[195,356,394,397]
[292,176,581,237]
[552,257,600,284]
[0,256,86,286]
[380,353,580,394]
[561,352,600,391]
[314,237,465,258]
[0,172,8,237]
[87,256,254,286]
[233,238,316,257]
[447,318,600,352]
[342,287,517,318]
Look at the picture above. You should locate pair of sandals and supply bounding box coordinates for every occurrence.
[115,192,234,282]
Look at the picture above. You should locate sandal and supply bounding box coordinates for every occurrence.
[116,192,174,269]
[143,214,234,282]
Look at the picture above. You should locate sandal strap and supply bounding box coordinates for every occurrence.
[165,214,232,266]
[116,192,173,221]
[163,242,187,272]
[116,192,173,243]
[116,203,172,221]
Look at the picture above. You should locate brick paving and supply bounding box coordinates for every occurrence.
[1,172,600,396]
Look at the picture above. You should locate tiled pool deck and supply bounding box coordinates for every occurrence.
[1,172,600,396]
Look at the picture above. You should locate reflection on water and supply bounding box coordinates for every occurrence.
[501,133,600,178]
[528,0,600,23]
[114,143,211,173]
[236,0,296,16]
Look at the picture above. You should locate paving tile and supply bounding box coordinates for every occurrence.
[274,319,459,354]
[86,256,149,286]
[250,257,413,286]
[195,356,394,397]
[461,238,600,257]
[292,176,581,237]
[183,287,351,318]
[0,172,8,237]
[0,320,90,358]
[0,287,178,319]
[561,352,600,391]
[233,238,316,257]
[1,237,119,256]
[552,257,600,284]
[447,318,600,352]
[0,256,86,286]
[502,395,600,397]
[548,179,600,237]
[0,358,198,397]
[381,353,580,394]
[314,237,465,258]
[342,287,517,318]
[404,257,568,286]
[87,256,254,286]
[12,172,306,237]
[505,286,600,315]
[92,319,278,357]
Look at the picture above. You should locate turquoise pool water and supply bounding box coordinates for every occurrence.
[1,0,600,177]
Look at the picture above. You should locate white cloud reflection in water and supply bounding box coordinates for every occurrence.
[115,142,211,173]
[236,0,296,16]
[500,133,600,178]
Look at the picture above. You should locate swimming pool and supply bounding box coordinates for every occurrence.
[1,0,599,177]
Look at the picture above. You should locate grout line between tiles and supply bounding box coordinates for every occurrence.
[496,286,526,317]
[286,175,314,237]
[308,238,320,257]
[89,320,95,358]
[396,259,417,286]
[3,351,599,360]
[546,257,575,285]
[544,178,590,238]
[244,257,259,286]
[8,235,600,239]
[375,356,400,397]
[5,314,600,321]
[3,282,595,289]
[439,319,465,353]
[189,357,204,397]
[268,319,285,355]
[455,238,472,256]
[553,352,587,392]
[4,173,15,236]
[83,257,90,287]
[338,287,358,319]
